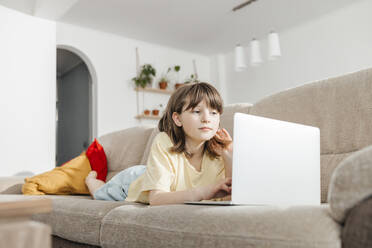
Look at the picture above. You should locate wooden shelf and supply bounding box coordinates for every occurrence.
[135,87,171,121]
[135,114,161,120]
[135,87,174,95]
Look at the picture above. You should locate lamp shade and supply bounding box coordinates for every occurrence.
[234,44,247,71]
[250,39,262,66]
[268,31,281,60]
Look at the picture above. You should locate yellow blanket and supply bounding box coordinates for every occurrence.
[22,152,91,195]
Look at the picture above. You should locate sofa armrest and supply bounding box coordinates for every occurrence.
[342,196,372,248]
[0,176,25,194]
[328,145,372,223]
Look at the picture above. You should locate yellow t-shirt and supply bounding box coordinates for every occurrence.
[125,132,226,204]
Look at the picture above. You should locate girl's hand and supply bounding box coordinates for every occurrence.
[214,128,233,157]
[197,178,232,200]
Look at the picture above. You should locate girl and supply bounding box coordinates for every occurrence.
[85,82,233,205]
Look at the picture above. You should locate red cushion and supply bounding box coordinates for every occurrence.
[86,139,108,182]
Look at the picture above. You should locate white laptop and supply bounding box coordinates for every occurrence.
[185,113,320,206]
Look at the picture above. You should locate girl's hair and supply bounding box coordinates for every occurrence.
[158,82,230,159]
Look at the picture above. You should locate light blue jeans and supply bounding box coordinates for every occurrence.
[93,165,146,201]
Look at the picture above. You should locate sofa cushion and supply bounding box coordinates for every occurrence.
[220,103,252,137]
[98,126,154,180]
[0,183,23,194]
[140,127,159,165]
[250,68,372,154]
[342,196,372,248]
[86,139,108,182]
[0,194,133,246]
[52,235,100,248]
[0,176,25,193]
[249,68,372,203]
[22,152,91,195]
[320,152,353,205]
[101,204,341,248]
[328,145,372,223]
[33,197,132,246]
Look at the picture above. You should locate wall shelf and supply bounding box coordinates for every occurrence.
[135,86,173,121]
[135,114,161,120]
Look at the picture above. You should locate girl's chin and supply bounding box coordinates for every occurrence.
[200,133,216,141]
[188,131,217,142]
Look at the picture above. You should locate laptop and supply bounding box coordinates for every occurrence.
[185,113,320,206]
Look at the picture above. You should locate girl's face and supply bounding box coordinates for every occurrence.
[172,99,220,144]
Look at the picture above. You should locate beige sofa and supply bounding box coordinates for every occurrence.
[1,67,372,248]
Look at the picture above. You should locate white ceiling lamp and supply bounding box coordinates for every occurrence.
[268,31,281,60]
[235,44,247,71]
[232,0,281,71]
[250,38,262,66]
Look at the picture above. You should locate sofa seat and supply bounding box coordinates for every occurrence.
[0,194,132,246]
[100,203,341,248]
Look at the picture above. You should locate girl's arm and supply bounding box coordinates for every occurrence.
[215,128,233,178]
[149,177,232,206]
[221,150,232,178]
[149,189,202,206]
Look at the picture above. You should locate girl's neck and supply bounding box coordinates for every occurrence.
[185,138,205,158]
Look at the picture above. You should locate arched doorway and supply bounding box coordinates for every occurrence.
[56,47,96,166]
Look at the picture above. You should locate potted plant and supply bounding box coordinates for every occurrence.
[158,67,171,90]
[132,64,156,88]
[152,109,159,116]
[143,109,150,116]
[158,76,169,90]
[172,65,183,89]
[184,73,199,84]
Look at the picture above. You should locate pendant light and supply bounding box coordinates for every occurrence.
[234,44,247,71]
[268,31,281,60]
[232,1,281,70]
[250,38,262,66]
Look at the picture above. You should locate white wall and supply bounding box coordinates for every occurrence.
[0,5,56,176]
[8,0,366,176]
[56,23,211,137]
[209,54,228,106]
[0,6,211,176]
[213,0,372,104]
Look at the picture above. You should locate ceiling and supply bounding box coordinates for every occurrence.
[0,0,360,55]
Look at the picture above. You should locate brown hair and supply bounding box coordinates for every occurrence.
[158,82,230,159]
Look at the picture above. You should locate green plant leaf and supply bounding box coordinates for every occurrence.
[133,64,156,88]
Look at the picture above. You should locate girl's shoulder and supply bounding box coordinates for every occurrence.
[152,132,173,149]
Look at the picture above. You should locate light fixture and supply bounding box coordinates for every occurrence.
[232,0,258,11]
[232,1,281,71]
[234,32,281,71]
[268,31,281,60]
[250,38,262,66]
[234,44,247,72]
